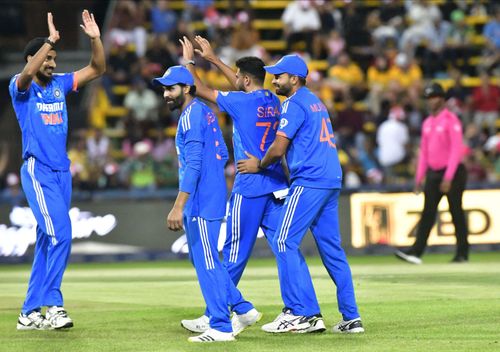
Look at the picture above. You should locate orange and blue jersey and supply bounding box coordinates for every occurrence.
[9,73,77,171]
[175,98,228,220]
[277,86,342,189]
[216,89,288,197]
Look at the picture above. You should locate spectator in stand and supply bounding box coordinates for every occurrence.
[400,0,442,55]
[120,141,156,192]
[107,0,147,57]
[142,35,177,83]
[327,52,364,100]
[445,9,475,74]
[2,173,25,207]
[68,134,93,190]
[103,35,139,104]
[368,10,399,56]
[388,52,422,104]
[367,55,391,116]
[343,1,371,62]
[150,0,178,35]
[324,30,345,64]
[219,13,265,66]
[482,5,500,72]
[86,127,110,182]
[182,0,215,22]
[281,0,321,57]
[419,14,450,77]
[333,95,365,151]
[357,136,383,185]
[446,68,471,120]
[471,71,500,136]
[124,76,159,134]
[376,106,410,183]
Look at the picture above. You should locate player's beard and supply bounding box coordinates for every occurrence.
[36,68,53,84]
[167,91,186,111]
[274,82,292,96]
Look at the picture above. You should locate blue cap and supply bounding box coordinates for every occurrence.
[152,65,194,87]
[264,54,308,78]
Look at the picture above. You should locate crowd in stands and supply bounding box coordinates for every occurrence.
[2,0,500,197]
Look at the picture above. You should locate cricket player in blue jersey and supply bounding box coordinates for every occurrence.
[178,37,326,334]
[9,11,105,330]
[238,54,364,334]
[154,65,253,342]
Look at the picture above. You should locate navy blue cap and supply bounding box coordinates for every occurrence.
[264,54,308,78]
[152,65,194,87]
[423,82,446,98]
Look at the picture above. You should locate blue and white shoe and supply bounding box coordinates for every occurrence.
[16,311,51,330]
[46,306,73,329]
[332,318,364,333]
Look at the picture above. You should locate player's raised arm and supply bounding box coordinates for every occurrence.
[17,12,60,91]
[179,36,218,103]
[193,35,238,89]
[75,10,105,87]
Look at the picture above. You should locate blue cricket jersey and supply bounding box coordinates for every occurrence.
[176,98,228,220]
[277,87,342,189]
[216,89,288,197]
[9,73,77,171]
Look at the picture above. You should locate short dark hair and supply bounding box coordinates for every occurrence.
[179,84,197,96]
[297,77,307,86]
[235,56,266,85]
[23,37,52,62]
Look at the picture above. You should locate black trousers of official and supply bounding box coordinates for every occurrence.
[409,164,469,258]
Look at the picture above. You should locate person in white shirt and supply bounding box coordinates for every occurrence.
[376,106,409,183]
[281,0,321,56]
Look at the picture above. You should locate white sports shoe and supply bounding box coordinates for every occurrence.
[181,315,210,333]
[46,306,74,329]
[294,314,326,333]
[16,311,51,330]
[188,328,235,343]
[261,308,310,333]
[394,250,422,265]
[231,308,263,336]
[332,318,365,333]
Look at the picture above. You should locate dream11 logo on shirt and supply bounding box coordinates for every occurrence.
[37,102,64,125]
[0,206,117,257]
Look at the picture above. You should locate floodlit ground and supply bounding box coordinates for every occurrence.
[1,253,499,352]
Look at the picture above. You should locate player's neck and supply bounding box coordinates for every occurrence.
[34,74,51,87]
[287,84,303,97]
[181,95,194,111]
[245,82,263,93]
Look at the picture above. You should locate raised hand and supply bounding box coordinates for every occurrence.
[80,9,100,39]
[193,35,216,62]
[179,36,195,62]
[47,12,60,43]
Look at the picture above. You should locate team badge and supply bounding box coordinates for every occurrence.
[54,89,61,98]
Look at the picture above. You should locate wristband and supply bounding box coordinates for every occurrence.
[45,38,56,48]
[185,60,195,66]
[258,159,264,170]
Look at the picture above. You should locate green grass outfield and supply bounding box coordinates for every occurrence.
[1,253,499,352]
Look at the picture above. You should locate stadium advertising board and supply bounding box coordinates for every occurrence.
[350,190,500,248]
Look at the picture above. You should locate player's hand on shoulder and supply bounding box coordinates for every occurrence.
[47,12,60,43]
[79,9,100,39]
